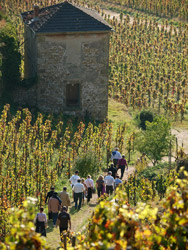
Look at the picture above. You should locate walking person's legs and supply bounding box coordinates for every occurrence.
[52,212,58,226]
[40,222,46,237]
[78,192,82,210]
[87,187,92,203]
[82,191,85,204]
[106,185,110,194]
[113,159,118,168]
[109,186,113,195]
[121,165,125,179]
[59,227,68,242]
[74,193,78,209]
[97,188,101,198]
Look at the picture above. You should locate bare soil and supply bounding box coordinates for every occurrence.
[172,128,188,154]
[0,19,6,28]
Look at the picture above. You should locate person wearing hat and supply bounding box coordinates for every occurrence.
[45,186,55,220]
[104,171,115,195]
[56,206,71,241]
[48,192,61,226]
[111,148,122,168]
[117,155,128,179]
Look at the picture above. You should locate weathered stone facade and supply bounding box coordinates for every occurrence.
[35,33,109,119]
[19,2,112,120]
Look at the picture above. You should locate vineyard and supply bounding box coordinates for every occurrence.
[1,0,188,119]
[84,0,188,21]
[0,104,131,241]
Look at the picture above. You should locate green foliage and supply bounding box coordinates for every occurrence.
[135,116,174,165]
[0,21,21,91]
[0,198,50,250]
[139,162,176,180]
[74,150,102,179]
[137,110,154,130]
[74,172,188,250]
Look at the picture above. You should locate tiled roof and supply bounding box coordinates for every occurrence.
[21,1,112,33]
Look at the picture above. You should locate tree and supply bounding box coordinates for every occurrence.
[0,22,21,92]
[135,116,174,166]
[136,110,154,130]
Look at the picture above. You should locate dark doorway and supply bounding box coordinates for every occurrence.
[66,83,80,107]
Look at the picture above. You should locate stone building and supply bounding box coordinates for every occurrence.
[20,1,112,120]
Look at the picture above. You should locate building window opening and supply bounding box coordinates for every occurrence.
[66,83,80,107]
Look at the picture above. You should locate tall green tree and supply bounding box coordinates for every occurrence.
[135,116,174,166]
[0,22,21,92]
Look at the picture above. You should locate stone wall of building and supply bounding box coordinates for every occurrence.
[36,32,110,120]
[13,85,37,107]
[24,25,37,79]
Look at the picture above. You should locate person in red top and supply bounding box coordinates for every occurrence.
[117,155,128,179]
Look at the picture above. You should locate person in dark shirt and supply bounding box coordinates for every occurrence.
[45,186,55,204]
[53,192,62,206]
[56,206,71,240]
[117,155,128,179]
[108,163,117,179]
[45,186,55,220]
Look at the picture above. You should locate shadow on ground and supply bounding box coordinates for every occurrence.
[46,220,54,233]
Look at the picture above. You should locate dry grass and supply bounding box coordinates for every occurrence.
[108,98,132,125]
[0,19,6,28]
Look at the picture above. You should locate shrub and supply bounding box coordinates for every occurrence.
[0,22,21,92]
[135,116,174,165]
[73,150,101,179]
[137,110,154,130]
[0,198,50,249]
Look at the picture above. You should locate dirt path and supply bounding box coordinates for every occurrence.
[102,8,177,32]
[46,195,98,249]
[172,128,188,154]
[0,19,6,28]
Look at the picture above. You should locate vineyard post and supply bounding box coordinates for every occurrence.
[133,174,136,206]
[128,139,131,163]
[68,150,71,179]
[107,148,110,167]
[176,137,178,159]
[72,236,76,247]
[63,234,67,250]
[127,182,130,203]
[132,133,135,152]
[168,137,172,172]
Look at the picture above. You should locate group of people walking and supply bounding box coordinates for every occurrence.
[35,148,128,239]
[35,186,72,238]
[95,148,128,197]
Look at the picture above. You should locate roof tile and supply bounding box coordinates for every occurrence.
[21,1,112,33]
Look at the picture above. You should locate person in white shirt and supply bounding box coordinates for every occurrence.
[72,179,85,210]
[69,170,80,202]
[35,207,47,236]
[111,148,122,168]
[69,170,80,187]
[104,171,115,195]
[85,175,94,203]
